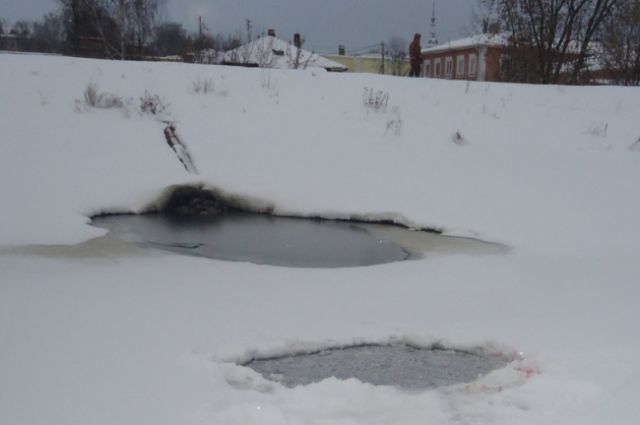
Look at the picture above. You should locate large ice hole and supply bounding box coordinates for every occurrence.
[241,343,511,389]
[91,186,507,268]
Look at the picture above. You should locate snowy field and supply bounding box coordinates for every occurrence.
[1,53,639,425]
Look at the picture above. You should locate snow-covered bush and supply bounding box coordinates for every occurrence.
[82,83,124,109]
[363,87,389,112]
[192,78,214,94]
[139,91,169,115]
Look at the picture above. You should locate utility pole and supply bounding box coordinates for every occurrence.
[380,41,386,74]
[245,19,252,42]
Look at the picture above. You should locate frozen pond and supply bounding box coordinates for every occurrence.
[91,211,506,268]
[92,212,409,267]
[242,344,510,389]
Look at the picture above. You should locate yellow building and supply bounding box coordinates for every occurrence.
[323,53,411,76]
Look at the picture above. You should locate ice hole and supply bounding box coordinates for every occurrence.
[91,187,507,268]
[241,343,510,389]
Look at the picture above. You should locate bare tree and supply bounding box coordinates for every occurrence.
[90,1,123,58]
[12,20,32,37]
[568,0,619,82]
[235,26,275,66]
[388,36,407,76]
[211,32,242,51]
[105,0,163,58]
[58,0,119,57]
[254,36,277,67]
[190,16,215,63]
[58,0,162,58]
[32,13,65,52]
[129,0,162,56]
[153,21,187,55]
[601,0,640,84]
[228,30,277,67]
[479,0,618,84]
[6,20,35,51]
[287,33,312,69]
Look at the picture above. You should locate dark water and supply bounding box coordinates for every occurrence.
[91,212,411,268]
[242,344,510,389]
[91,211,507,268]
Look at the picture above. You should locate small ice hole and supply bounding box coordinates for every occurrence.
[241,343,510,389]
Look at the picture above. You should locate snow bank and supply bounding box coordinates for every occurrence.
[1,53,639,254]
[1,52,640,425]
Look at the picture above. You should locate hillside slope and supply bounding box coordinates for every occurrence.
[1,53,639,425]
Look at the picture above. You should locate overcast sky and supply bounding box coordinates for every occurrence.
[1,0,480,53]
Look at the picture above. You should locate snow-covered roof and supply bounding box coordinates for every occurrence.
[224,36,348,71]
[422,34,507,54]
[0,26,18,38]
[354,53,407,60]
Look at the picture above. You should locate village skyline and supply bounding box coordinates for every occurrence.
[1,0,477,54]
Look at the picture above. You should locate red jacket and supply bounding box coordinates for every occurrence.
[409,40,422,64]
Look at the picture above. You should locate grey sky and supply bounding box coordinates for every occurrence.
[1,0,480,53]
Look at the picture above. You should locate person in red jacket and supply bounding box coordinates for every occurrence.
[409,33,423,77]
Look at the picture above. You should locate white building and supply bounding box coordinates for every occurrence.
[224,30,347,72]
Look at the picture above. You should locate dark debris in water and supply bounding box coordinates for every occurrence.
[164,186,229,217]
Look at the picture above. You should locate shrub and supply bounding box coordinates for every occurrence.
[385,118,403,136]
[140,91,169,115]
[192,78,214,94]
[82,83,124,109]
[363,87,389,112]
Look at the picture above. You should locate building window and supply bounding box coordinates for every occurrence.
[434,59,441,78]
[469,54,477,76]
[445,56,453,78]
[424,60,431,77]
[457,55,465,76]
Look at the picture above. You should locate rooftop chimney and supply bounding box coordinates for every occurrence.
[267,28,276,37]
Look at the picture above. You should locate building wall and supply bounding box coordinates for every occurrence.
[422,46,504,81]
[484,47,503,81]
[0,35,19,51]
[324,55,411,76]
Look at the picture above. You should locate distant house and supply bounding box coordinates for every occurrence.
[0,32,19,51]
[421,34,507,81]
[324,50,411,76]
[223,29,347,72]
[1,25,22,51]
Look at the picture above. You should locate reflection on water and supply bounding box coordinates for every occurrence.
[91,212,506,268]
[92,212,409,268]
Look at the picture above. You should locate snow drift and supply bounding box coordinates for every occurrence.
[1,52,640,425]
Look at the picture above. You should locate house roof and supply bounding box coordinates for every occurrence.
[224,35,348,71]
[422,34,507,54]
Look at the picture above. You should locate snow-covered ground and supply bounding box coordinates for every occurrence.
[1,53,639,425]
